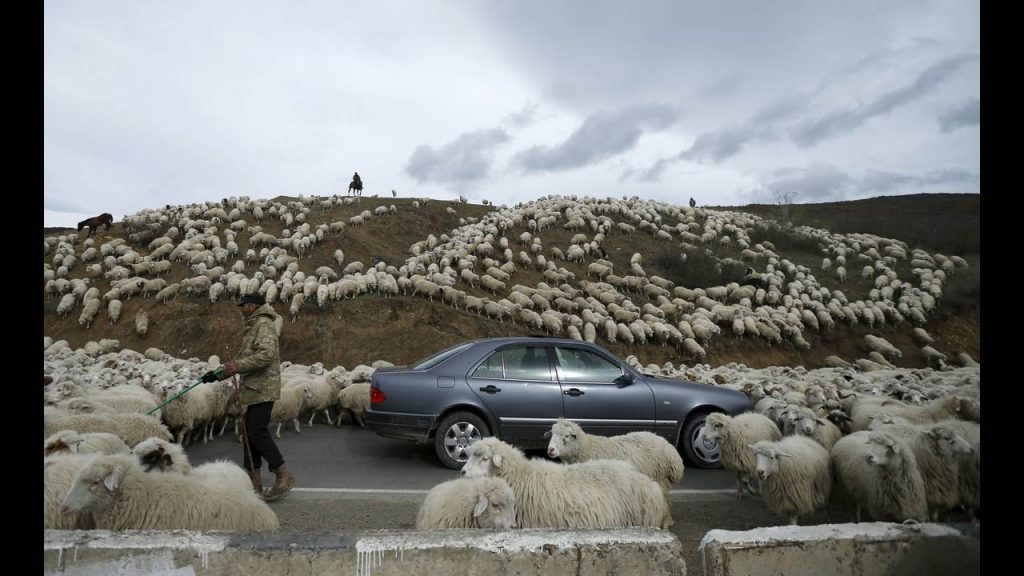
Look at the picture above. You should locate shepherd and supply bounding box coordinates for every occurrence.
[348,172,363,196]
[77,213,114,238]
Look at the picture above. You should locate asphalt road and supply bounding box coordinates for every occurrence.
[182,419,738,494]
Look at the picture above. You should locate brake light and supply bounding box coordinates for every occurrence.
[370,386,387,404]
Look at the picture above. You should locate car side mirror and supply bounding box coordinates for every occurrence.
[619,372,635,385]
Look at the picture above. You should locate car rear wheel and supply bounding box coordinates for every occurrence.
[680,412,722,469]
[433,411,490,470]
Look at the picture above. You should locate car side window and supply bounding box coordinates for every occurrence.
[502,346,552,381]
[555,347,623,383]
[472,350,504,379]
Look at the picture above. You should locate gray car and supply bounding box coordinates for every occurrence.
[365,337,753,469]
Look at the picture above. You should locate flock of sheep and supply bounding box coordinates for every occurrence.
[44,191,979,532]
[45,193,975,372]
[43,333,980,532]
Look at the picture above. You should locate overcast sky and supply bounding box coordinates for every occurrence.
[44,0,979,228]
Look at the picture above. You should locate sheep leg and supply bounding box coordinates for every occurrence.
[275,422,282,439]
[292,418,301,434]
[322,409,333,425]
[355,412,366,428]
[307,412,316,427]
[789,515,799,526]
[744,476,761,496]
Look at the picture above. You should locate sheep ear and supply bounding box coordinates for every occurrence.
[102,463,126,492]
[543,430,552,439]
[492,454,503,469]
[473,494,489,518]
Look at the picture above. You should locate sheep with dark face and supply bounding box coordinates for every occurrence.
[59,453,278,530]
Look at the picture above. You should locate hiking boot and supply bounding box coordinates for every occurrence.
[262,465,295,502]
[249,470,263,494]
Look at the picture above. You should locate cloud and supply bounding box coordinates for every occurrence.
[937,99,980,132]
[679,126,765,164]
[751,163,979,203]
[404,128,511,185]
[511,104,679,174]
[502,103,540,129]
[792,54,977,146]
[861,168,977,193]
[757,163,856,202]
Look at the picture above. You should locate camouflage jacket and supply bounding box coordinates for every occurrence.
[234,304,282,406]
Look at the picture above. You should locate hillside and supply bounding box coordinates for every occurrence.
[43,193,980,370]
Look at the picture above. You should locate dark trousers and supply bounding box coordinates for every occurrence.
[243,401,284,472]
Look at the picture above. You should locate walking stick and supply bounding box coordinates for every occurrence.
[233,375,259,491]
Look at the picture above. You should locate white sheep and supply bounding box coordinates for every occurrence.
[107,299,123,324]
[415,476,517,530]
[461,437,668,529]
[130,430,188,464]
[942,419,981,519]
[132,436,252,493]
[545,418,683,527]
[920,345,948,369]
[134,310,149,336]
[44,412,172,447]
[749,435,832,525]
[911,327,933,346]
[703,412,782,498]
[334,382,370,427]
[870,419,975,520]
[788,406,844,451]
[44,454,97,529]
[44,430,130,457]
[864,334,902,361]
[59,453,279,530]
[299,378,339,426]
[270,385,306,438]
[830,430,928,522]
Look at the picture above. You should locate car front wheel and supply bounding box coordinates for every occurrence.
[433,411,490,470]
[680,412,722,469]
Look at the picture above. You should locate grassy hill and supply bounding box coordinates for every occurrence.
[43,193,980,370]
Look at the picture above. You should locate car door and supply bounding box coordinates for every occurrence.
[554,345,656,436]
[466,344,564,446]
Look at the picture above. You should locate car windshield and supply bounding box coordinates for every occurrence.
[411,342,474,371]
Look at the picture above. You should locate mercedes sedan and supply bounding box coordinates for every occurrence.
[366,337,753,469]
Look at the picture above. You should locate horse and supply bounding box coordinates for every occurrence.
[348,179,363,197]
[77,213,114,238]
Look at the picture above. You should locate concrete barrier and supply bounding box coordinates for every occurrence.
[44,528,686,575]
[699,522,980,576]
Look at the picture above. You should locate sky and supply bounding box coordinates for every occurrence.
[44,0,979,228]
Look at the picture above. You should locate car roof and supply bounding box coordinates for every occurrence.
[465,336,593,347]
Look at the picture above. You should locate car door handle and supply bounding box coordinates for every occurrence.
[479,385,502,394]
[563,388,584,397]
